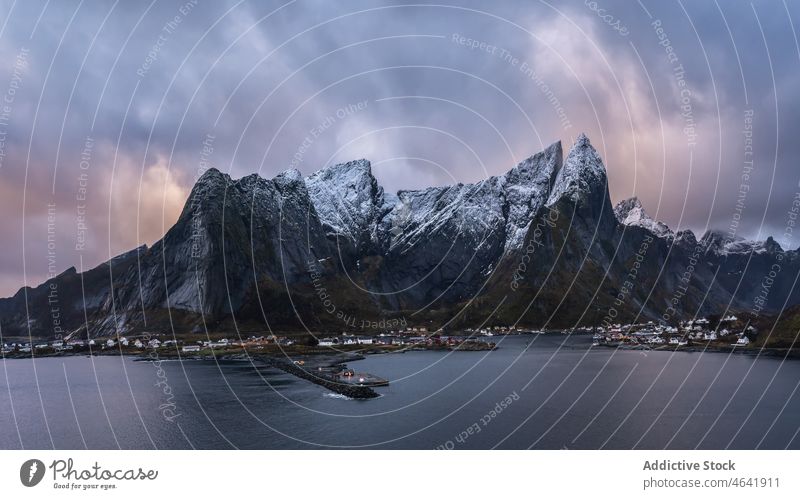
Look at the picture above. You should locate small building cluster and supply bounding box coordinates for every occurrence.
[315,329,494,349]
[464,326,546,336]
[593,316,756,348]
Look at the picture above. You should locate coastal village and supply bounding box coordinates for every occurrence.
[0,317,772,399]
[0,327,498,399]
[0,315,761,358]
[0,326,498,357]
[591,315,758,349]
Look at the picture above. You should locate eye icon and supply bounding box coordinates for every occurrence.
[20,459,45,487]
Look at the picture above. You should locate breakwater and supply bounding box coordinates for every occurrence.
[264,358,380,399]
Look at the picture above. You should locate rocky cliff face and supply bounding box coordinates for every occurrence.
[2,135,798,338]
[614,197,673,239]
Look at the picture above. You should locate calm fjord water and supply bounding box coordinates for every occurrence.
[1,335,799,449]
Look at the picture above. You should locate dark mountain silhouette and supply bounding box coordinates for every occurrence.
[2,134,798,339]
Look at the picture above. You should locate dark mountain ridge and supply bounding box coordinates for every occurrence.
[2,134,799,339]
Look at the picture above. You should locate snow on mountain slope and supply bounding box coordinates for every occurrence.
[546,133,607,206]
[306,141,562,256]
[614,197,674,239]
[7,133,800,338]
[305,159,387,253]
[701,229,783,256]
[500,141,562,250]
[381,178,507,254]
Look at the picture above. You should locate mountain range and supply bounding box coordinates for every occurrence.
[2,134,799,339]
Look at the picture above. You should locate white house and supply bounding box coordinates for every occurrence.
[318,337,338,346]
[182,344,201,353]
[202,338,229,348]
[105,339,116,348]
[735,336,750,346]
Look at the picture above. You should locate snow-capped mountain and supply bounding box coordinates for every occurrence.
[305,159,388,256]
[546,133,608,206]
[2,134,798,338]
[614,197,674,239]
[700,229,784,256]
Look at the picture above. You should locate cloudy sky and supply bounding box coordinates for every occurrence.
[0,0,798,296]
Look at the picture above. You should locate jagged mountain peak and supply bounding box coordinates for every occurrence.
[276,168,302,182]
[546,133,608,206]
[378,139,565,253]
[701,229,732,245]
[236,172,271,193]
[305,158,385,251]
[177,168,231,221]
[764,236,784,253]
[307,158,372,182]
[501,140,563,249]
[701,229,783,256]
[5,133,800,338]
[304,158,379,199]
[274,168,305,192]
[614,196,673,239]
[614,196,643,214]
[195,167,230,186]
[675,229,698,248]
[503,140,562,184]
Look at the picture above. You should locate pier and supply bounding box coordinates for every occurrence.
[264,357,383,399]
